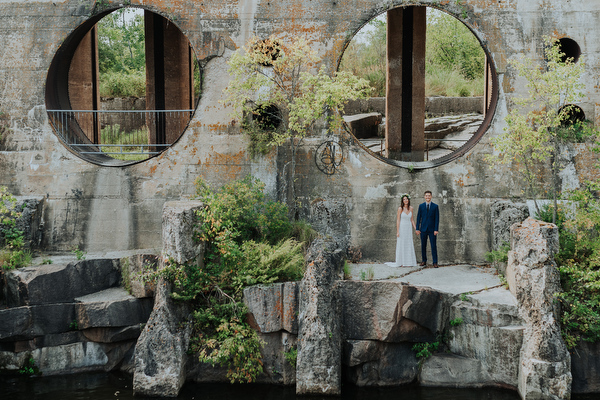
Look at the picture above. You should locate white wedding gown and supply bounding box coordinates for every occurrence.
[386,211,417,267]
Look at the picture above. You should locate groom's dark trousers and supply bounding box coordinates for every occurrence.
[416,202,439,264]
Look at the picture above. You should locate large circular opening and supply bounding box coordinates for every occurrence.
[338,6,498,169]
[45,7,201,166]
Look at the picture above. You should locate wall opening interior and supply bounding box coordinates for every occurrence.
[557,37,581,63]
[559,104,586,125]
[45,7,201,166]
[339,6,498,169]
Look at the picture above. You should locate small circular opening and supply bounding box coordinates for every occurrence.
[559,104,585,125]
[253,104,282,131]
[557,37,581,63]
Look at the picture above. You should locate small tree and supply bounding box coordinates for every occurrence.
[224,35,369,214]
[489,36,590,222]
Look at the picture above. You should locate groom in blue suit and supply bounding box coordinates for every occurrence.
[416,190,439,267]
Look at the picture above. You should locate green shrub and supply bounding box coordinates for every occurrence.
[284,346,298,368]
[156,176,314,383]
[99,70,146,98]
[412,341,439,360]
[546,188,600,348]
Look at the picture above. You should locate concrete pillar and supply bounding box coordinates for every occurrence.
[68,26,100,144]
[385,7,426,162]
[145,12,194,146]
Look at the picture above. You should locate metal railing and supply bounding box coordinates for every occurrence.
[47,109,193,161]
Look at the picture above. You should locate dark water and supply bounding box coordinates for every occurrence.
[0,372,597,400]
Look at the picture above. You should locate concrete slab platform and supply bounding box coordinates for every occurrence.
[348,263,513,304]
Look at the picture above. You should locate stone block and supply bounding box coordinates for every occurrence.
[244,282,299,335]
[244,284,284,333]
[33,332,86,349]
[491,200,529,254]
[82,325,143,343]
[34,342,109,375]
[339,281,445,343]
[507,218,572,399]
[75,287,153,329]
[162,201,205,266]
[0,306,31,340]
[31,303,77,336]
[343,340,418,386]
[420,353,491,388]
[256,331,297,385]
[4,259,121,307]
[571,340,600,394]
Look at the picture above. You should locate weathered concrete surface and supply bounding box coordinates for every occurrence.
[507,218,571,400]
[296,238,344,395]
[1,0,599,268]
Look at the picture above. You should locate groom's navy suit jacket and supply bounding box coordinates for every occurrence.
[416,202,439,233]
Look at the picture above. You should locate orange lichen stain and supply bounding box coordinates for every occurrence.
[455,177,465,187]
[203,150,246,179]
[207,123,230,132]
[551,30,567,40]
[149,164,158,175]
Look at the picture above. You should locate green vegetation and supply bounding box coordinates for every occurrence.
[489,37,589,220]
[343,261,351,280]
[284,346,298,368]
[97,9,146,98]
[18,357,40,376]
[224,35,369,155]
[535,189,600,349]
[69,320,79,331]
[339,10,485,98]
[0,187,31,270]
[155,176,315,383]
[450,318,463,327]
[412,341,440,360]
[71,246,86,261]
[485,242,510,267]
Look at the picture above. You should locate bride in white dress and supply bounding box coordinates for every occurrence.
[386,195,417,267]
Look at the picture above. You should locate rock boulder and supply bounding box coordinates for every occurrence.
[507,218,571,399]
[296,238,344,395]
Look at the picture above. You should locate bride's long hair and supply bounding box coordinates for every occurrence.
[401,195,411,211]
